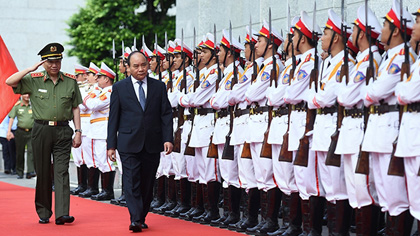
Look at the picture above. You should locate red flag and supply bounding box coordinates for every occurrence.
[0,35,20,123]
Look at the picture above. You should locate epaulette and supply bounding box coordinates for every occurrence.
[304,54,312,63]
[399,48,405,56]
[14,101,21,106]
[31,72,44,78]
[63,72,76,79]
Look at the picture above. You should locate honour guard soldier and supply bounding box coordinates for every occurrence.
[79,62,101,199]
[336,5,382,235]
[166,40,195,217]
[188,33,219,224]
[6,42,82,225]
[284,11,323,236]
[151,40,178,211]
[227,26,263,232]
[361,0,415,234]
[209,28,244,228]
[141,42,154,78]
[244,19,285,235]
[119,47,132,78]
[268,16,304,236]
[395,7,420,235]
[307,9,355,235]
[70,64,89,194]
[7,94,35,179]
[84,62,120,201]
[150,44,166,80]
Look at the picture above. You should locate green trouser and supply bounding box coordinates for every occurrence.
[31,122,73,220]
[15,128,34,177]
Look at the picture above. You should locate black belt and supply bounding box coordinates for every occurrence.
[317,106,337,115]
[18,127,32,132]
[407,102,420,112]
[344,108,364,118]
[291,102,307,111]
[250,106,269,115]
[216,108,229,119]
[172,108,179,118]
[369,104,399,115]
[234,108,250,118]
[272,107,289,117]
[184,114,192,120]
[197,108,214,116]
[35,120,69,126]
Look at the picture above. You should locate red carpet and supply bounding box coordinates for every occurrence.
[0,181,243,235]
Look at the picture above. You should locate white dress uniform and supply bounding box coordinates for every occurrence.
[362,43,415,216]
[71,81,92,167]
[245,54,284,192]
[307,50,355,203]
[336,45,382,209]
[267,55,300,195]
[85,85,121,173]
[156,70,179,179]
[211,60,244,189]
[284,47,324,200]
[180,67,206,182]
[165,67,193,179]
[189,63,219,184]
[173,66,194,180]
[394,54,420,220]
[229,58,264,190]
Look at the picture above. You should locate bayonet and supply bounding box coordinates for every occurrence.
[112,39,115,60]
[133,37,136,50]
[122,41,125,57]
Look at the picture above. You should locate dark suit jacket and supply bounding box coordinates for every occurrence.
[107,76,173,154]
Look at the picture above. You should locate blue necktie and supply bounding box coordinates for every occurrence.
[137,80,146,110]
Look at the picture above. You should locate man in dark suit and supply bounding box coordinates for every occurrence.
[107,51,173,233]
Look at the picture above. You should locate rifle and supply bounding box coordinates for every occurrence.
[221,22,237,160]
[260,8,276,159]
[241,16,255,159]
[207,24,220,158]
[279,5,295,162]
[294,2,319,167]
[326,1,347,167]
[155,34,162,81]
[388,0,408,176]
[355,0,373,174]
[165,32,173,92]
[173,29,186,153]
[112,39,119,82]
[184,28,198,156]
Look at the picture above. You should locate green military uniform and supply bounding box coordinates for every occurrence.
[9,101,34,178]
[13,69,82,220]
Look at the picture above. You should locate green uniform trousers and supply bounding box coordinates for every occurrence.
[31,122,73,219]
[15,128,34,177]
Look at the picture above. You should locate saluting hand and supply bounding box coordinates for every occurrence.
[29,60,47,73]
[107,149,116,162]
[164,142,173,155]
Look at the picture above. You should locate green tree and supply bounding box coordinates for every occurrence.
[67,0,175,71]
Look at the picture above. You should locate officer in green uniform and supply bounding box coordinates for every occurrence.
[7,94,35,179]
[5,42,83,225]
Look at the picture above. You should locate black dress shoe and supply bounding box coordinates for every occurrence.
[129,222,142,232]
[39,218,49,224]
[4,170,11,174]
[141,223,148,229]
[26,172,36,179]
[55,215,75,225]
[17,175,23,179]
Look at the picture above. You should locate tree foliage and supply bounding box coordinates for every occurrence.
[67,0,175,68]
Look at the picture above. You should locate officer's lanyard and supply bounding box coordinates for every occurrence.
[320,61,342,91]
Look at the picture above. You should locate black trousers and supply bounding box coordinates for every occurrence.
[0,130,16,171]
[120,148,160,223]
